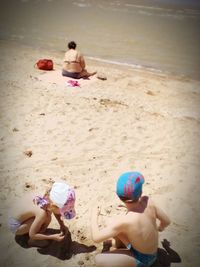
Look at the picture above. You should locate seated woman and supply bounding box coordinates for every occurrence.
[62,41,96,79]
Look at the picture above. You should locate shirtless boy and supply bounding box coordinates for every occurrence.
[91,171,171,267]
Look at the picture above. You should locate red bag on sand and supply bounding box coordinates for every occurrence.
[35,59,53,70]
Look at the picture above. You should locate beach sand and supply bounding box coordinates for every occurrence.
[0,39,200,267]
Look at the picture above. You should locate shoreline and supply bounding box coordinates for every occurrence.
[1,38,199,82]
[0,39,200,267]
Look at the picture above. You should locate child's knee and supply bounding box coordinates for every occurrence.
[15,224,29,235]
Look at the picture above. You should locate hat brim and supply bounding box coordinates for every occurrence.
[60,206,76,220]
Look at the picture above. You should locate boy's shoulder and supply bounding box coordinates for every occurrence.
[145,197,157,209]
[147,197,155,205]
[146,197,160,215]
[142,195,155,205]
[108,213,129,228]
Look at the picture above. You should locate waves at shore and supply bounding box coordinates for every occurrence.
[0,0,200,79]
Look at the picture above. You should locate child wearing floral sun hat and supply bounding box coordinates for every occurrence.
[91,171,171,267]
[49,182,76,220]
[8,181,76,246]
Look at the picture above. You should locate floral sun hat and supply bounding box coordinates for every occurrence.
[49,181,76,219]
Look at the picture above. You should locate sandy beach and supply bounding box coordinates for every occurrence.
[0,39,200,267]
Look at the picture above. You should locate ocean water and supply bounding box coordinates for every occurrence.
[0,0,200,79]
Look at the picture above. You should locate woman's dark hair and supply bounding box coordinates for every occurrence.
[68,41,77,49]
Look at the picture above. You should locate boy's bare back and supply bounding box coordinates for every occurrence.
[91,173,170,252]
[111,197,159,254]
[91,171,171,267]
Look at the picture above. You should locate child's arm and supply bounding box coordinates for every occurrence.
[29,213,64,241]
[91,206,122,243]
[155,204,171,232]
[53,212,68,234]
[79,54,86,69]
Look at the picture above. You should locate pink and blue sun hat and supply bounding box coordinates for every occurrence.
[116,172,144,200]
[50,182,76,219]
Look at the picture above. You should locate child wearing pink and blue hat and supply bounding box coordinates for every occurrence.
[8,181,76,246]
[91,171,171,267]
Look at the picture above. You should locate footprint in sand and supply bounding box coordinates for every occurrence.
[146,90,156,96]
[153,184,174,195]
[24,182,35,190]
[23,150,33,157]
[99,99,128,108]
[42,178,55,185]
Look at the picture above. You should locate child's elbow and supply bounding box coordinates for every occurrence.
[163,217,171,229]
[29,233,36,240]
[91,236,100,243]
[165,215,171,226]
[29,231,37,240]
[91,233,102,243]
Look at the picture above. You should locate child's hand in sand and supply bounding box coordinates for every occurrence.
[60,225,69,235]
[53,232,65,242]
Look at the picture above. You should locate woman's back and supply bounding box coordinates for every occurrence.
[63,50,83,72]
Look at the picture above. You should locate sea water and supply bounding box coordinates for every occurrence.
[0,0,200,79]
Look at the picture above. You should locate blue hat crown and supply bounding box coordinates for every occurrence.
[116,172,144,200]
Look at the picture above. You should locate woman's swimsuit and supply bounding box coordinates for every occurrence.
[62,69,80,79]
[62,59,81,79]
[64,60,80,64]
[127,244,157,267]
